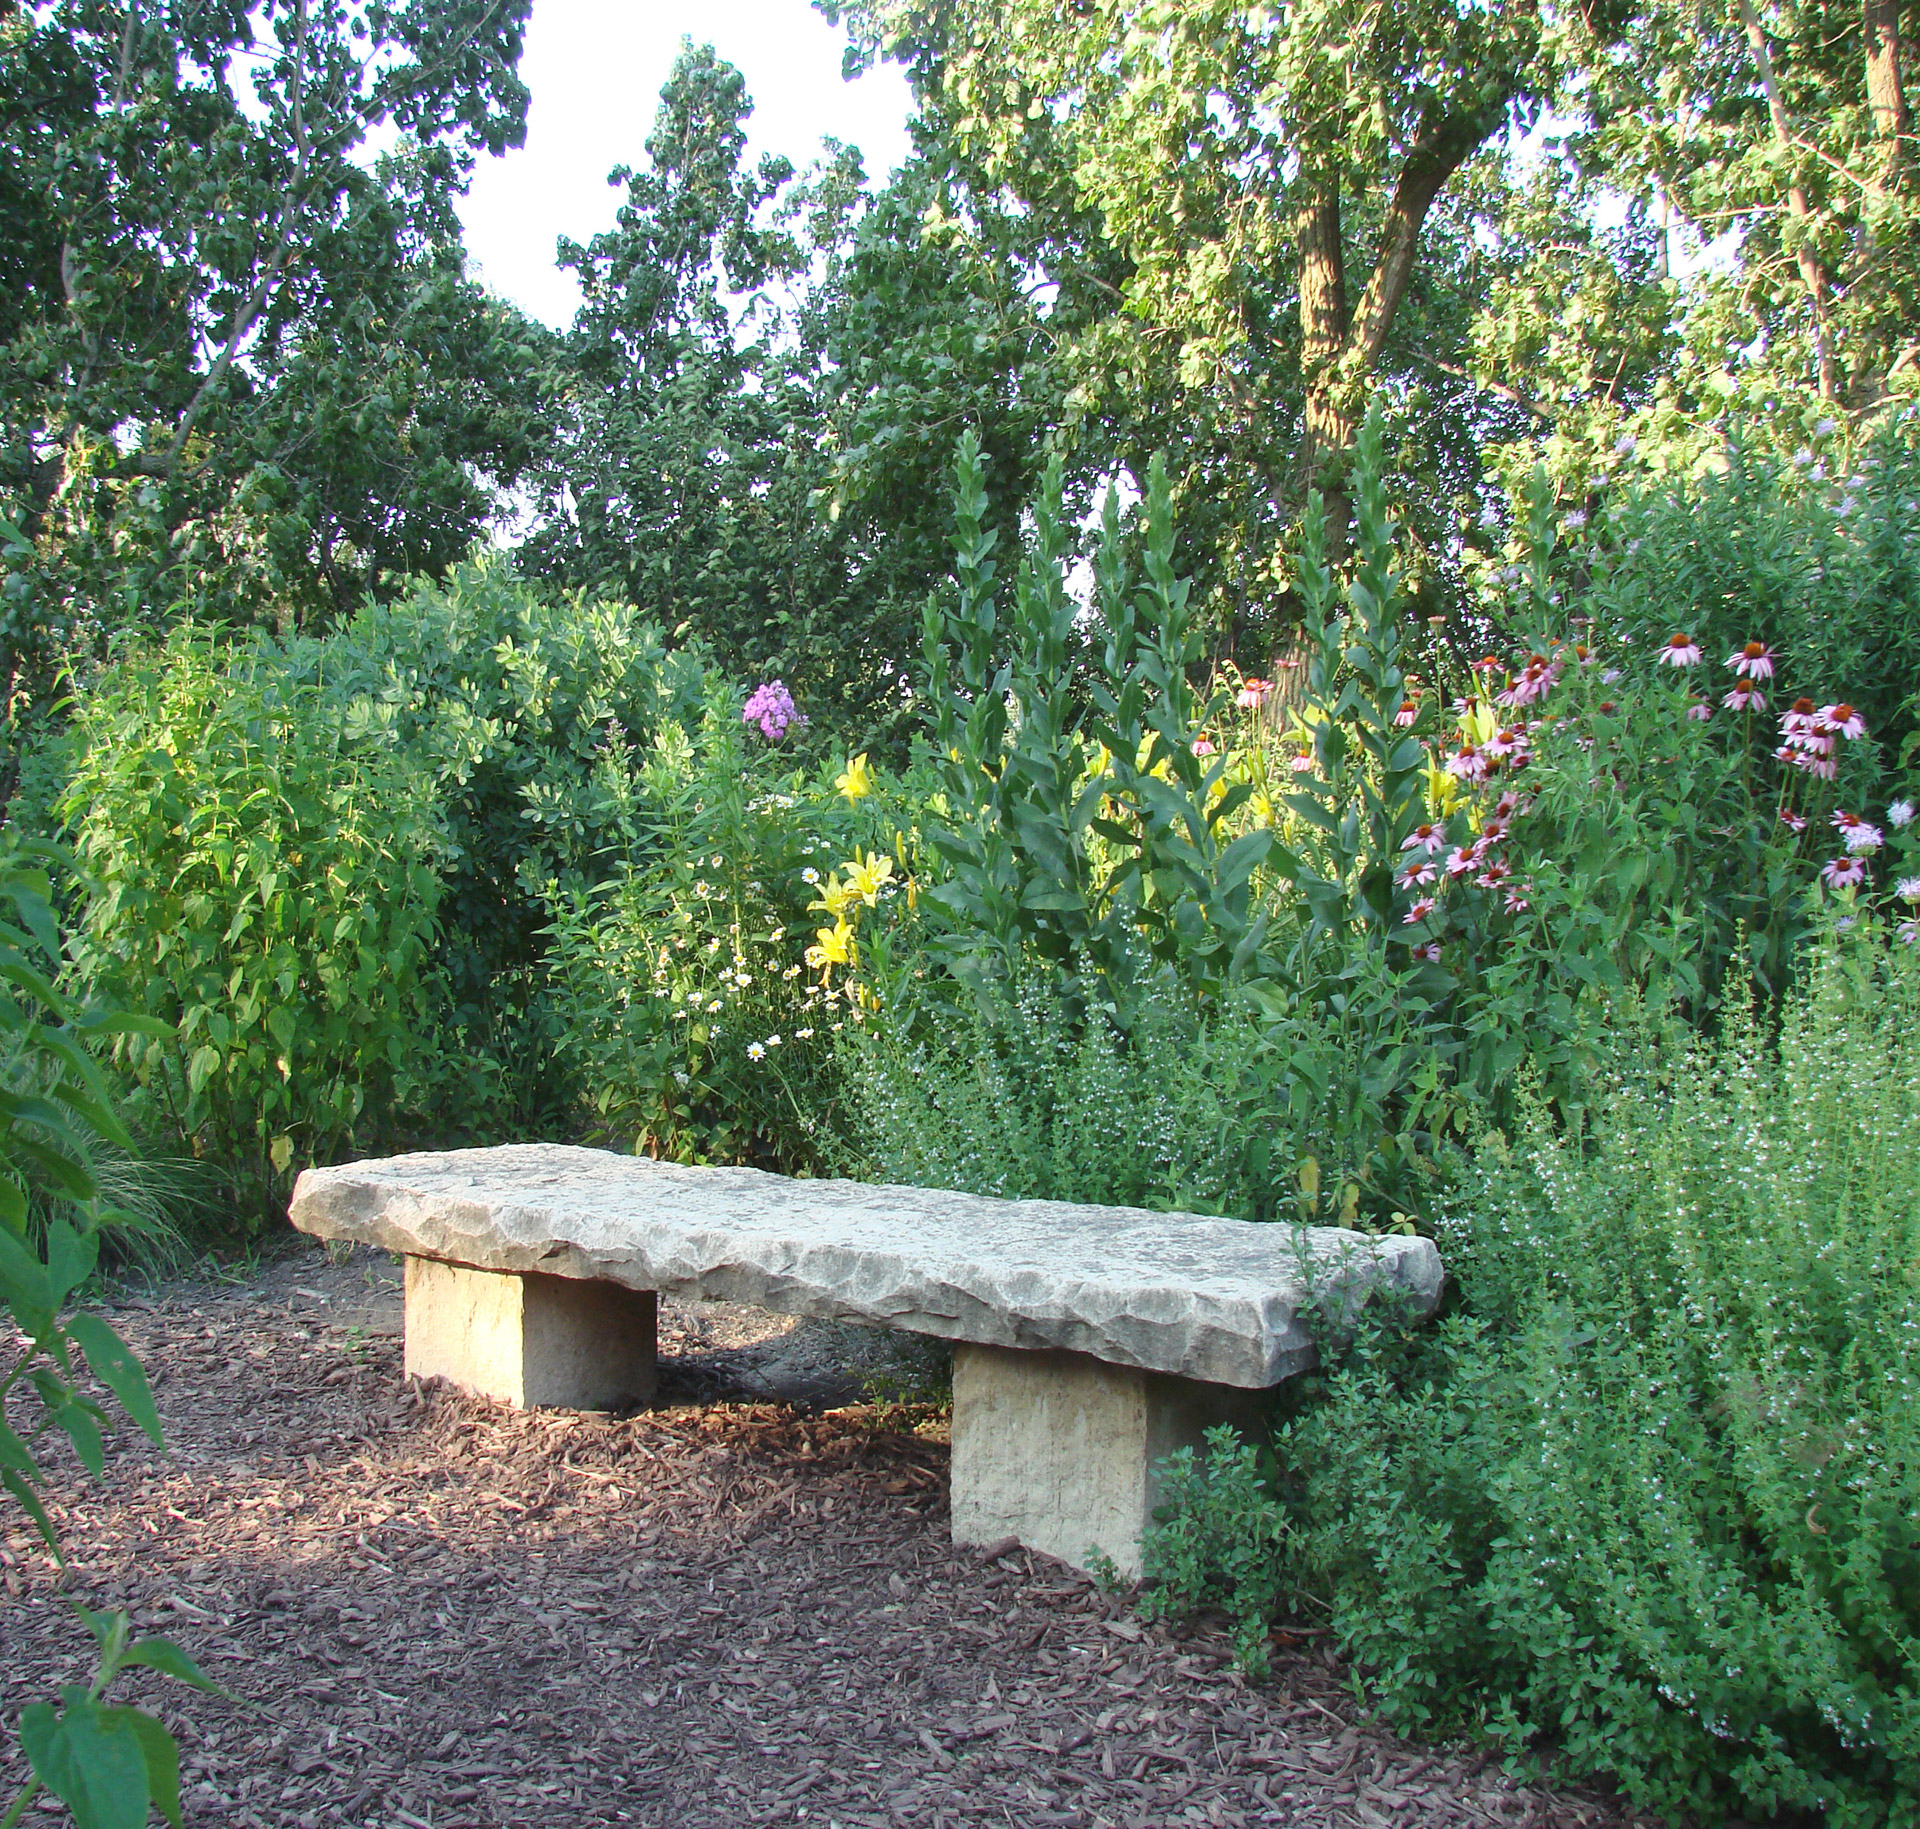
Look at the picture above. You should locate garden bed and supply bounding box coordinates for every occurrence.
[2,1245,1644,1829]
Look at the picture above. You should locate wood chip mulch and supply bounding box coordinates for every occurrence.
[1,1245,1649,1829]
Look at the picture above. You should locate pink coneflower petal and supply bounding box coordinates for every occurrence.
[1443,847,1476,881]
[1722,681,1766,712]
[1411,941,1443,963]
[1235,679,1273,709]
[1726,640,1776,679]
[1402,897,1437,925]
[1819,703,1868,740]
[1401,822,1448,854]
[1778,808,1808,833]
[1820,856,1867,889]
[1832,811,1884,853]
[1687,698,1713,721]
[1659,634,1703,667]
[1780,697,1818,737]
[1397,860,1438,889]
[1503,885,1531,914]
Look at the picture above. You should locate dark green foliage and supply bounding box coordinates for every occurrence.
[1148,933,1920,1826]
[0,0,549,700]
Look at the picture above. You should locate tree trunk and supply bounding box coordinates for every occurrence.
[1296,171,1354,544]
[1864,0,1911,190]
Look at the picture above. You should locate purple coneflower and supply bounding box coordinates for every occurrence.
[1658,634,1703,667]
[1726,640,1776,679]
[1821,856,1867,889]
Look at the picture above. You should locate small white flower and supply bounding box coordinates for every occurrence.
[795,1027,815,1039]
[765,1034,781,1048]
[746,1042,766,1061]
[706,999,723,1014]
[1888,799,1915,828]
[802,868,820,884]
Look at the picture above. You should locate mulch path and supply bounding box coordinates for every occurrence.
[2,1245,1647,1829]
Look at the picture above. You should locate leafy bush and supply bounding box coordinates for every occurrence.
[1563,418,1920,764]
[60,626,445,1222]
[1267,927,1920,1825]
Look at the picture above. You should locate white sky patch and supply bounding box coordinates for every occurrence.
[457,0,917,330]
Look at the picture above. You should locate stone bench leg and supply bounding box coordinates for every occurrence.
[949,1343,1274,1579]
[403,1257,657,1410]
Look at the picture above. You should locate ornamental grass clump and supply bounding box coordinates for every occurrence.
[1273,924,1920,1826]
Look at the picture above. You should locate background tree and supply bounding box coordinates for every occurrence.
[0,0,549,705]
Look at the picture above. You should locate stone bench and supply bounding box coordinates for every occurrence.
[289,1144,1443,1575]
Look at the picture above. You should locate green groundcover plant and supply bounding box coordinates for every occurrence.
[1150,921,1920,1826]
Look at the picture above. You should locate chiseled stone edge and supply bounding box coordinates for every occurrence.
[290,1146,1444,1389]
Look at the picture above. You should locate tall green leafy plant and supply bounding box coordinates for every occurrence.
[60,628,444,1220]
[920,433,1270,1019]
[0,844,218,1828]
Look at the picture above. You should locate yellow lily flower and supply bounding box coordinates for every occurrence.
[835,753,876,804]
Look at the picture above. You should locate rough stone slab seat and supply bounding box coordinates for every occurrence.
[289,1144,1443,1575]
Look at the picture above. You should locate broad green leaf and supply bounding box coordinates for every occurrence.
[66,1313,164,1446]
[2,1461,59,1551]
[109,1708,184,1829]
[19,1696,152,1829]
[122,1636,224,1695]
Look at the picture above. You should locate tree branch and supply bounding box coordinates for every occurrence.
[1736,0,1840,398]
[162,0,310,471]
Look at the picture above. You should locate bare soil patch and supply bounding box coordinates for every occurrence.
[3,1244,1645,1829]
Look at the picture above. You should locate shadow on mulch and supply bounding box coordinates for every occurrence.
[1,1242,1652,1829]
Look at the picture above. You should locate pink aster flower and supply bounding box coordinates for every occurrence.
[1658,633,1703,667]
[1722,679,1766,713]
[1401,822,1449,856]
[1411,941,1444,963]
[1402,897,1437,925]
[1820,856,1867,889]
[1726,640,1776,679]
[1833,810,1884,853]
[1819,703,1868,740]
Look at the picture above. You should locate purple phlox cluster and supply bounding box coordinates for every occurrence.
[742,680,804,743]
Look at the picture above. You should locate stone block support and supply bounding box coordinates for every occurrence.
[403,1256,657,1410]
[949,1343,1274,1578]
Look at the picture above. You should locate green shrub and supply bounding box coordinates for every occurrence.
[1267,926,1920,1825]
[60,626,445,1222]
